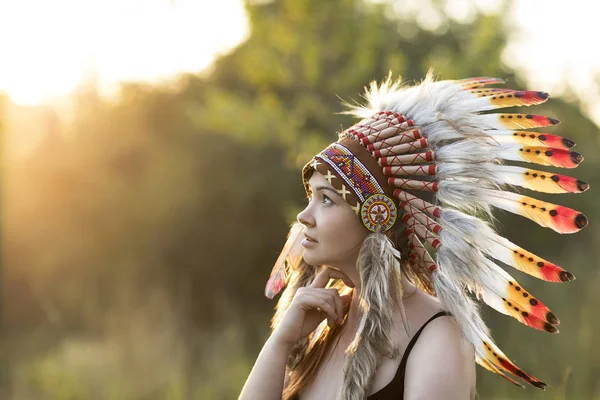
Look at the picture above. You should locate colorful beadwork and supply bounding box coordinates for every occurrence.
[361,194,398,232]
[316,143,384,202]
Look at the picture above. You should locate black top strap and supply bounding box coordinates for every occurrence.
[368,310,451,399]
[293,311,452,400]
[397,311,450,375]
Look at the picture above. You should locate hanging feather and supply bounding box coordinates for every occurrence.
[265,223,305,299]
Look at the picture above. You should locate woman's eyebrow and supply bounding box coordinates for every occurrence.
[314,186,340,197]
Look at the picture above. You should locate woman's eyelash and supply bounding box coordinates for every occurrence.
[307,192,334,204]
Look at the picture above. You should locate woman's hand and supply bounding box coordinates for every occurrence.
[271,267,354,349]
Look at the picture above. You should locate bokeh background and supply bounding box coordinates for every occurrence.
[1,0,599,399]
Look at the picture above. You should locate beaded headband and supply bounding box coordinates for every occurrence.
[302,138,399,232]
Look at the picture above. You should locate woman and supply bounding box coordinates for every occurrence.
[240,74,588,399]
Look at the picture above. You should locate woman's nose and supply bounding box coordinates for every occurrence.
[297,206,315,227]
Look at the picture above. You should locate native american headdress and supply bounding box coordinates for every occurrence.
[265,73,589,395]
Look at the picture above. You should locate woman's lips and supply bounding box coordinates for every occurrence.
[302,234,318,248]
[304,234,318,242]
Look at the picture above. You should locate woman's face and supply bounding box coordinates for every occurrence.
[297,171,368,269]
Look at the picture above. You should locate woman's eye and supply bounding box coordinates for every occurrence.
[322,195,333,205]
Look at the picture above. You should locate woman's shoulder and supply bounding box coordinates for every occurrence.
[403,290,466,355]
[402,295,476,399]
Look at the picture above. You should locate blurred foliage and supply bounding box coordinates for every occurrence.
[2,0,599,399]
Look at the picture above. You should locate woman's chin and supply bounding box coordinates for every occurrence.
[302,255,318,266]
[302,251,324,266]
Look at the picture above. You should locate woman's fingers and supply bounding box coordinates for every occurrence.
[298,291,338,326]
[328,288,344,324]
[294,276,354,330]
[340,293,352,307]
[311,289,347,325]
[273,282,353,347]
[308,266,355,289]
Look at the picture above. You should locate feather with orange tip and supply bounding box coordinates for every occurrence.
[492,165,589,194]
[469,88,514,94]
[477,355,525,388]
[265,223,305,299]
[472,259,560,333]
[476,284,559,333]
[485,190,588,234]
[496,145,583,168]
[478,338,548,389]
[439,208,575,283]
[485,234,576,283]
[466,90,549,110]
[432,270,547,389]
[480,113,559,130]
[455,76,505,88]
[437,227,560,332]
[489,131,576,149]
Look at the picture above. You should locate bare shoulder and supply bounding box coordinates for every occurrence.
[403,313,476,400]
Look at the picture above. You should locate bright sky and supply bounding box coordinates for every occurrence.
[1,0,600,123]
[504,0,600,119]
[0,0,249,105]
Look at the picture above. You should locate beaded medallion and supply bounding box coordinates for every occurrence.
[361,194,397,232]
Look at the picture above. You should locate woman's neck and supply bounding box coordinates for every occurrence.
[343,273,416,333]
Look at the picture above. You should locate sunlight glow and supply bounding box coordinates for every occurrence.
[501,0,600,125]
[1,0,600,127]
[0,0,249,106]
